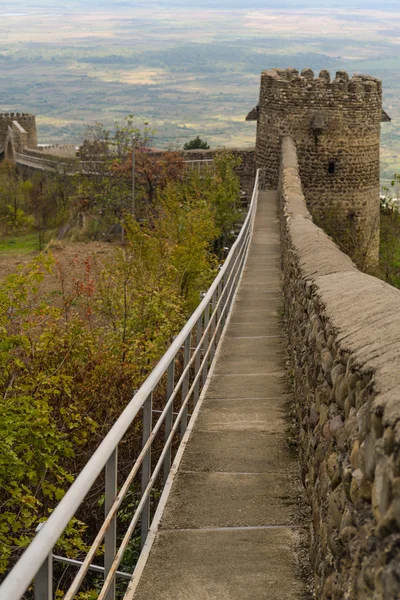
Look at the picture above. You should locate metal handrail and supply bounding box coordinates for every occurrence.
[0,169,261,600]
[183,159,214,164]
[184,159,215,173]
[15,154,215,176]
[14,153,98,175]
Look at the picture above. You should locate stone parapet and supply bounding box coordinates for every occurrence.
[280,135,400,600]
[22,147,78,164]
[40,144,77,158]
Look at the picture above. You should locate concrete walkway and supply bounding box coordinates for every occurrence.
[132,191,309,600]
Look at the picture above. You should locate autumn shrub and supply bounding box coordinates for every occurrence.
[0,150,241,579]
[0,257,98,573]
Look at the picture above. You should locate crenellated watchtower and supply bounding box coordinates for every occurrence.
[248,68,387,264]
[0,112,38,154]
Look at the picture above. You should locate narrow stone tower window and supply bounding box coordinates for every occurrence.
[328,161,335,174]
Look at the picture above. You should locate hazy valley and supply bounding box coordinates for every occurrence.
[1,0,400,178]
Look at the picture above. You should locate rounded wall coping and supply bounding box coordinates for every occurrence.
[314,270,400,425]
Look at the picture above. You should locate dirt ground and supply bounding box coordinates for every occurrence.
[0,240,117,297]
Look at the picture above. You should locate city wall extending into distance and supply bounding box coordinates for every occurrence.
[280,135,400,599]
[1,66,400,598]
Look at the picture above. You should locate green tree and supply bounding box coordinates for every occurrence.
[0,162,33,235]
[76,116,156,223]
[183,136,210,150]
[379,180,400,286]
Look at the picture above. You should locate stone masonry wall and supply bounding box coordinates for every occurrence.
[257,68,382,265]
[146,148,255,201]
[23,147,78,163]
[183,147,255,200]
[0,113,37,150]
[40,144,77,158]
[280,136,400,599]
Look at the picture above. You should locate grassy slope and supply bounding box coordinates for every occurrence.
[0,233,41,254]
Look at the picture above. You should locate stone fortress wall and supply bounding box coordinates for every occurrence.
[280,135,400,600]
[183,147,255,199]
[23,146,78,162]
[0,114,254,195]
[1,68,399,598]
[253,68,383,265]
[0,112,37,150]
[149,147,256,201]
[35,144,77,158]
[0,113,78,164]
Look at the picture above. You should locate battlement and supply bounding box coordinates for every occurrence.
[39,144,77,158]
[257,66,383,145]
[0,112,36,122]
[40,143,75,149]
[261,68,382,104]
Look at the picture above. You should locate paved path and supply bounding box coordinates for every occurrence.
[132,191,309,600]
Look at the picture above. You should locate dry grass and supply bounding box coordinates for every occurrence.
[0,240,116,298]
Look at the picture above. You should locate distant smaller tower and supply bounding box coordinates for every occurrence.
[0,113,38,153]
[248,68,387,265]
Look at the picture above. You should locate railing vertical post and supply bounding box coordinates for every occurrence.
[227,247,239,314]
[202,304,210,386]
[141,392,153,548]
[35,553,52,600]
[221,272,228,329]
[210,291,217,361]
[216,280,223,344]
[163,360,175,483]
[105,449,117,600]
[180,335,191,440]
[193,315,202,405]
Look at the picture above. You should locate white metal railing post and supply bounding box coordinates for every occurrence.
[34,552,53,600]
[193,316,202,405]
[141,393,153,547]
[228,246,240,313]
[180,335,191,440]
[210,291,217,361]
[216,280,223,346]
[163,360,175,482]
[202,304,210,386]
[221,271,228,329]
[105,449,118,600]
